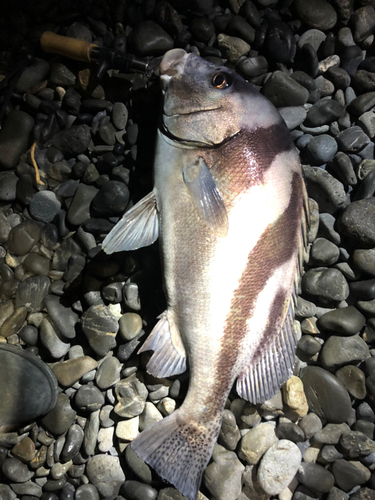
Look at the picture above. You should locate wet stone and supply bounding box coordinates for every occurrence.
[305,99,343,127]
[41,393,77,436]
[262,71,309,107]
[0,306,27,338]
[336,365,366,399]
[302,166,346,214]
[29,192,61,223]
[353,248,375,275]
[320,335,370,371]
[352,420,375,440]
[128,20,173,56]
[75,484,100,500]
[318,306,365,335]
[75,384,105,412]
[96,356,121,389]
[325,67,351,90]
[236,56,268,79]
[352,6,375,43]
[301,366,352,423]
[7,220,42,256]
[339,198,375,244]
[15,275,51,312]
[61,424,84,463]
[114,373,148,418]
[331,459,368,492]
[2,457,34,482]
[52,125,91,155]
[336,126,371,153]
[301,267,349,302]
[0,110,35,170]
[84,410,100,456]
[119,313,143,341]
[310,237,339,265]
[320,444,344,462]
[125,445,152,484]
[91,181,129,217]
[339,430,375,458]
[67,184,99,226]
[53,356,98,387]
[86,455,125,498]
[81,305,119,357]
[23,254,50,276]
[296,462,334,493]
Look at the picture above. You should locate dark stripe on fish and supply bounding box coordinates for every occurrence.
[206,172,304,415]
[208,124,295,201]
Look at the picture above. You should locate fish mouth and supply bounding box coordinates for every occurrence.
[163,107,222,118]
[160,48,189,91]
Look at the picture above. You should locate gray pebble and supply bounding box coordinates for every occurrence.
[320,445,344,462]
[81,305,119,357]
[218,409,241,451]
[75,384,105,412]
[50,63,76,87]
[86,455,125,498]
[305,99,343,127]
[329,152,357,186]
[318,306,365,335]
[336,126,371,153]
[52,125,91,155]
[67,184,99,226]
[294,0,337,31]
[61,424,84,462]
[353,248,375,275]
[336,365,367,399]
[301,267,349,301]
[302,166,346,214]
[204,444,244,500]
[278,106,307,130]
[339,430,375,458]
[44,294,79,340]
[301,366,352,423]
[114,373,147,418]
[112,102,128,130]
[299,412,323,439]
[314,422,351,444]
[119,313,143,341]
[0,484,16,500]
[125,444,152,483]
[84,410,100,456]
[29,191,61,223]
[41,394,77,436]
[75,484,100,500]
[310,237,339,265]
[262,71,309,107]
[320,335,370,370]
[2,457,34,482]
[318,213,341,244]
[276,422,306,442]
[339,198,375,244]
[296,462,335,493]
[96,356,121,389]
[0,111,35,170]
[40,317,71,359]
[331,459,368,492]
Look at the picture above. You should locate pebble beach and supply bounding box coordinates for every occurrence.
[0,0,375,499]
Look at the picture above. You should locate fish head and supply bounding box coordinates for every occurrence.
[159,49,282,146]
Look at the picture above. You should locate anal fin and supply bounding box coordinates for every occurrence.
[102,191,158,253]
[183,157,228,238]
[237,301,297,404]
[138,311,187,378]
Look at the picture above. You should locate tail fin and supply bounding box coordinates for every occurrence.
[131,408,220,500]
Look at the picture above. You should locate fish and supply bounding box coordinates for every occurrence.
[103,48,308,500]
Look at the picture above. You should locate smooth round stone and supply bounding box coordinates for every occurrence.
[358,110,375,140]
[310,237,339,265]
[114,373,147,418]
[337,126,370,152]
[298,29,326,51]
[302,166,346,214]
[29,191,61,223]
[81,305,118,357]
[300,366,352,423]
[262,71,309,107]
[75,484,100,500]
[44,294,79,340]
[2,457,34,482]
[352,6,375,43]
[326,67,351,90]
[239,422,278,465]
[119,313,143,341]
[15,275,50,313]
[296,462,334,493]
[336,365,367,399]
[86,455,125,498]
[257,440,301,495]
[102,282,123,303]
[7,220,42,256]
[52,124,91,155]
[0,110,35,170]
[348,92,375,116]
[128,20,173,56]
[339,198,375,244]
[354,168,375,200]
[353,248,375,275]
[303,134,338,165]
[61,424,84,462]
[318,306,366,335]
[75,384,104,412]
[190,17,215,43]
[301,267,349,301]
[294,0,337,30]
[351,278,375,300]
[305,99,343,127]
[41,223,59,249]
[352,419,375,440]
[276,422,305,442]
[50,63,76,86]
[278,106,307,130]
[67,184,99,226]
[297,335,322,356]
[95,356,121,389]
[18,324,39,346]
[121,480,157,500]
[332,459,368,492]
[91,181,129,217]
[22,253,50,276]
[298,413,322,439]
[43,477,67,492]
[236,56,268,79]
[340,46,364,77]
[204,445,244,500]
[216,34,250,63]
[125,444,152,484]
[320,335,370,370]
[40,317,71,359]
[0,306,27,338]
[112,102,128,131]
[330,152,357,186]
[0,172,18,201]
[0,484,16,500]
[52,356,98,387]
[41,393,77,436]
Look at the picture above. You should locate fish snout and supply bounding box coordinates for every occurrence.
[160,49,188,90]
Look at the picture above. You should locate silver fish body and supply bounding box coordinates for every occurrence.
[103,49,308,500]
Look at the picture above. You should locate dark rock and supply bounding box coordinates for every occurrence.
[75,484,100,500]
[352,6,375,43]
[354,168,375,200]
[0,172,18,201]
[50,63,76,87]
[91,181,129,217]
[353,248,375,275]
[15,275,51,312]
[305,99,343,127]
[300,366,352,423]
[318,306,365,335]
[52,125,91,155]
[190,17,215,43]
[86,455,125,498]
[62,88,81,115]
[340,45,364,77]
[348,91,375,116]
[320,335,370,370]
[81,305,119,356]
[294,0,337,30]
[295,43,319,78]
[0,111,35,170]
[18,325,38,346]
[303,134,338,165]
[23,253,50,276]
[339,198,375,244]
[331,459,368,492]
[52,236,84,271]
[17,58,50,93]
[41,393,77,436]
[325,67,351,90]
[44,294,79,340]
[2,457,34,482]
[302,166,346,214]
[121,480,157,500]
[262,71,309,107]
[328,152,357,186]
[67,184,99,226]
[276,422,305,442]
[336,126,370,152]
[296,462,334,493]
[310,237,339,265]
[124,445,152,484]
[128,20,173,56]
[298,334,322,356]
[350,278,375,300]
[301,267,349,301]
[350,488,375,500]
[29,191,61,223]
[75,384,105,412]
[336,365,366,399]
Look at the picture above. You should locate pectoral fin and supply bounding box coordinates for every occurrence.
[102,192,159,253]
[138,311,187,378]
[183,157,228,238]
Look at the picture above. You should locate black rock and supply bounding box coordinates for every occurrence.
[354,168,375,200]
[328,152,356,186]
[350,278,375,300]
[294,0,337,30]
[52,125,92,155]
[325,67,351,90]
[29,191,61,223]
[0,172,18,201]
[348,91,375,116]
[41,223,59,248]
[331,459,368,492]
[302,166,346,213]
[353,248,375,275]
[339,430,375,458]
[121,480,158,500]
[44,294,79,340]
[339,198,375,244]
[67,184,99,226]
[23,253,51,276]
[276,422,305,442]
[75,384,105,412]
[296,462,335,493]
[0,110,35,170]
[352,5,375,43]
[15,275,51,312]
[236,56,268,79]
[62,88,82,115]
[262,71,309,106]
[128,20,173,56]
[305,99,343,127]
[226,15,255,45]
[190,17,215,43]
[340,45,364,76]
[310,237,339,265]
[81,305,119,356]
[336,126,370,152]
[91,180,129,217]
[318,306,365,335]
[295,43,319,78]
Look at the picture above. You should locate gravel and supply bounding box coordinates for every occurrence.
[0,1,374,499]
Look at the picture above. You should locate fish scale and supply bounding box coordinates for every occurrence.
[103,48,308,500]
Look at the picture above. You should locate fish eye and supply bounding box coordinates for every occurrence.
[212,72,232,89]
